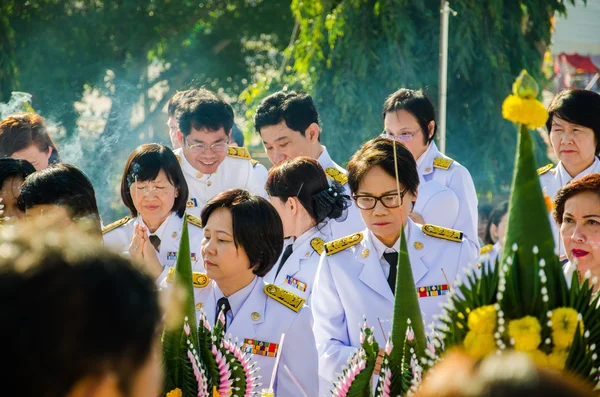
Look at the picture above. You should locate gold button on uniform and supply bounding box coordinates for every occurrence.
[195,302,204,311]
[425,167,432,173]
[196,172,203,178]
[414,241,424,250]
[172,232,178,239]
[207,181,212,187]
[251,312,261,321]
[361,248,370,258]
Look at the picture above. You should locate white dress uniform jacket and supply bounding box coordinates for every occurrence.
[317,146,365,237]
[413,175,460,229]
[193,277,318,397]
[416,141,479,255]
[478,242,502,269]
[264,225,333,303]
[538,157,600,258]
[102,212,204,284]
[311,219,475,391]
[174,146,267,217]
[253,161,270,192]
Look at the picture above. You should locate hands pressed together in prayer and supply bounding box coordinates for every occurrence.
[128,223,163,279]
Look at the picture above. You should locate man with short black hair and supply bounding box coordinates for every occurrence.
[254,90,364,236]
[174,88,266,216]
[167,88,200,149]
[0,223,162,397]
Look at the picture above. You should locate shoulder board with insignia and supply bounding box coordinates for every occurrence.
[421,224,463,243]
[227,146,251,160]
[325,167,348,185]
[167,267,210,288]
[480,244,494,255]
[324,233,363,256]
[537,163,554,176]
[310,238,325,255]
[101,216,131,235]
[433,157,454,170]
[264,284,305,312]
[186,214,202,228]
[251,159,259,167]
[175,154,182,163]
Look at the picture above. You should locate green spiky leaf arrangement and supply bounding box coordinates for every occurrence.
[162,217,260,397]
[436,71,600,388]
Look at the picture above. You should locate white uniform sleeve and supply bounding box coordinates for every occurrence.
[311,252,357,388]
[244,161,267,199]
[415,182,459,229]
[275,306,319,397]
[252,163,269,198]
[446,166,480,256]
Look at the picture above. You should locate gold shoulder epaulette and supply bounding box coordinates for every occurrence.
[101,216,131,235]
[324,233,363,256]
[227,146,251,160]
[167,267,210,288]
[264,284,305,312]
[251,159,259,167]
[325,167,348,185]
[433,157,454,170]
[422,224,463,243]
[310,238,325,255]
[480,244,494,255]
[186,214,202,228]
[537,163,554,176]
[175,154,182,163]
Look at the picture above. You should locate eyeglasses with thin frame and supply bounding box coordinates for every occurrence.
[353,188,408,210]
[185,138,229,154]
[381,129,421,143]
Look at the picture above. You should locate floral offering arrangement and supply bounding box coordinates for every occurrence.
[161,219,260,397]
[332,70,600,395]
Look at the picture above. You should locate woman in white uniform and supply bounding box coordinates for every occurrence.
[195,189,318,397]
[478,201,508,269]
[554,173,600,291]
[103,144,203,284]
[311,137,476,393]
[264,157,349,302]
[538,89,600,258]
[382,88,478,255]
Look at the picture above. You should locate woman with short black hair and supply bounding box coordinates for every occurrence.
[17,163,101,236]
[103,143,203,283]
[311,137,476,393]
[0,158,35,222]
[538,89,600,257]
[478,201,509,269]
[194,188,318,397]
[265,156,349,300]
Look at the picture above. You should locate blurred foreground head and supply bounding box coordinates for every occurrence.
[0,222,162,397]
[416,350,595,397]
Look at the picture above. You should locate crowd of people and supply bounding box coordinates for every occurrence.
[1,85,600,396]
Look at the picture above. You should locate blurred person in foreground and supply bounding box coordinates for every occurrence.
[174,88,266,216]
[254,90,364,237]
[554,173,600,290]
[0,221,162,397]
[17,163,102,237]
[538,89,600,257]
[102,144,203,284]
[382,88,479,255]
[0,158,35,222]
[0,112,61,170]
[416,350,595,397]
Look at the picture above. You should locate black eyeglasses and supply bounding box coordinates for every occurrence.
[353,188,408,210]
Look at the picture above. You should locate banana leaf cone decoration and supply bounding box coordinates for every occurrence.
[162,215,260,397]
[332,228,429,397]
[437,70,600,387]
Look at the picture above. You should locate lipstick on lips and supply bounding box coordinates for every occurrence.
[572,249,589,258]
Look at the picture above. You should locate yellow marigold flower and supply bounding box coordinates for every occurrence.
[167,388,183,397]
[550,308,580,349]
[502,95,549,130]
[467,305,497,334]
[547,349,569,371]
[527,349,548,367]
[508,316,542,352]
[464,330,496,359]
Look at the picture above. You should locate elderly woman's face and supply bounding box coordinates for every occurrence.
[550,117,597,171]
[129,169,177,225]
[560,191,600,273]
[201,207,252,285]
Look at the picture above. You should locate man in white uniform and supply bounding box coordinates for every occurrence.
[173,88,266,216]
[254,90,364,237]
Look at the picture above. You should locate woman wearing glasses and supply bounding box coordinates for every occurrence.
[173,90,266,216]
[382,88,479,256]
[311,137,476,392]
[103,144,204,284]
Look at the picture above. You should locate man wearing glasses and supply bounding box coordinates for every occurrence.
[173,89,266,216]
[382,88,479,256]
